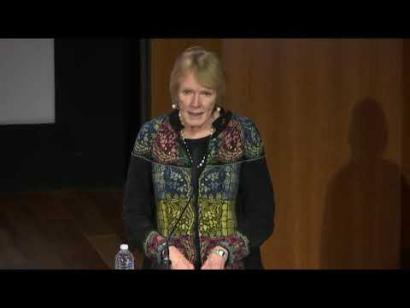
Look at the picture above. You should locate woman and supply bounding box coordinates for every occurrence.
[123,46,275,269]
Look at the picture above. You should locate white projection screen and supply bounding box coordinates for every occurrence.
[0,39,55,125]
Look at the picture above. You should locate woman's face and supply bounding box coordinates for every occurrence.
[177,71,217,130]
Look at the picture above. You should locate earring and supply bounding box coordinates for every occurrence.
[172,103,178,110]
[216,106,221,113]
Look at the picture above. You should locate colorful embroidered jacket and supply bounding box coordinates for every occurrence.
[123,109,275,269]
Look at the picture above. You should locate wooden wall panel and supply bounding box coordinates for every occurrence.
[222,39,403,269]
[151,39,404,269]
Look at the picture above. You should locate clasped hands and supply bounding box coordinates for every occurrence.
[168,245,227,270]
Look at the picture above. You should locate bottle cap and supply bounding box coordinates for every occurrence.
[120,244,129,250]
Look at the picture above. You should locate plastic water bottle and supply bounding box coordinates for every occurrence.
[115,244,134,270]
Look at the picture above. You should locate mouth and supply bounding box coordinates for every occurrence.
[187,111,204,118]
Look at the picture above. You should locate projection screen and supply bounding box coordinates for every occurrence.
[0,39,55,125]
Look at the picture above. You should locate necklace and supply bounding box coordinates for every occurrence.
[180,128,215,168]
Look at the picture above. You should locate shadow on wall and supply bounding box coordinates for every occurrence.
[321,97,409,269]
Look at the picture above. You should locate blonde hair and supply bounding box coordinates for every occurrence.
[169,46,225,106]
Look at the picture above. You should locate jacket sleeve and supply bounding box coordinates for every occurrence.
[210,119,275,265]
[122,155,167,263]
[122,122,167,263]
[236,156,275,250]
[212,157,275,265]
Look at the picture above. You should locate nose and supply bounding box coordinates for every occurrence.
[190,92,202,108]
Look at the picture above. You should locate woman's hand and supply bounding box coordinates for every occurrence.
[201,246,227,270]
[169,246,194,270]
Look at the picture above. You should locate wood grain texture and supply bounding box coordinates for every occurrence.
[150,39,405,269]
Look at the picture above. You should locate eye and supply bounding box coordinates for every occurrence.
[182,89,192,95]
[202,91,213,97]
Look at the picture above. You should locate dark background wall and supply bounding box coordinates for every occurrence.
[0,39,144,192]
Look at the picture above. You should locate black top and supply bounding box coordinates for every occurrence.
[183,135,210,169]
[183,136,210,269]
